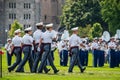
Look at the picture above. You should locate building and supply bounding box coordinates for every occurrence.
[0,0,65,45]
[40,0,65,29]
[0,0,5,45]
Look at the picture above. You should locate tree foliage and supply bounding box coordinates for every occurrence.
[100,0,120,35]
[78,24,91,37]
[60,0,107,29]
[9,20,22,37]
[89,23,103,39]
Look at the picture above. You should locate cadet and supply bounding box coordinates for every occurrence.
[60,38,69,66]
[16,27,34,72]
[68,27,86,73]
[80,39,89,66]
[8,29,23,72]
[32,22,43,72]
[108,37,116,68]
[91,38,99,67]
[38,23,59,74]
[98,38,105,67]
[5,38,12,66]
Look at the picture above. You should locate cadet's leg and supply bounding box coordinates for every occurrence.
[48,52,58,72]
[93,50,97,67]
[7,51,11,66]
[28,53,33,72]
[16,51,29,72]
[32,52,41,72]
[68,48,77,72]
[8,48,21,72]
[64,50,68,66]
[38,45,50,73]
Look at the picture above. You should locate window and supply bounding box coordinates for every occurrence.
[9,24,11,30]
[23,24,31,29]
[24,3,31,9]
[9,13,16,19]
[24,14,31,20]
[9,2,16,8]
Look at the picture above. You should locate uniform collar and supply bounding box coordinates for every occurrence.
[37,29,42,31]
[25,33,30,36]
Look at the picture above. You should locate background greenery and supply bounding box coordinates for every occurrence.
[60,0,120,38]
[1,49,120,80]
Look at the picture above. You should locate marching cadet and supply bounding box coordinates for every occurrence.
[98,38,105,67]
[16,27,34,72]
[38,23,59,74]
[32,22,43,72]
[60,38,69,66]
[68,27,86,73]
[32,22,50,73]
[108,37,117,68]
[8,29,23,72]
[91,38,99,67]
[5,38,12,66]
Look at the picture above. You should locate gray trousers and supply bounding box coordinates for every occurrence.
[38,44,57,72]
[68,48,83,72]
[16,46,33,72]
[9,47,22,71]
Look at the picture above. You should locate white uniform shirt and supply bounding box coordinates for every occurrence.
[41,30,55,43]
[5,43,12,52]
[85,44,90,51]
[61,41,69,50]
[108,41,116,49]
[51,42,57,51]
[12,35,22,47]
[33,29,43,44]
[57,41,63,52]
[69,34,82,47]
[22,34,34,45]
[91,42,99,50]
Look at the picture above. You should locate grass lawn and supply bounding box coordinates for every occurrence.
[1,49,120,80]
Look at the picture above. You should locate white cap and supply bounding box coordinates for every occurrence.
[14,29,21,33]
[94,37,98,40]
[111,37,115,39]
[46,23,53,28]
[71,27,78,31]
[7,38,11,41]
[36,22,43,26]
[99,37,102,40]
[25,27,32,31]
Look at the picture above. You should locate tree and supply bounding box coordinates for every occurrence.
[9,20,23,37]
[100,0,120,35]
[60,0,107,30]
[89,23,103,39]
[78,24,91,37]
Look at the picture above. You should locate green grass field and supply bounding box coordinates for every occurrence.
[1,49,120,80]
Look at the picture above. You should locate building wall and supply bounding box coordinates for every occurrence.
[40,0,65,29]
[0,0,5,45]
[4,0,38,30]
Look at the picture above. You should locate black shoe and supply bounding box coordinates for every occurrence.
[81,67,86,73]
[54,70,59,74]
[45,69,51,74]
[15,70,24,73]
[68,71,73,73]
[38,71,43,73]
[8,67,11,72]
